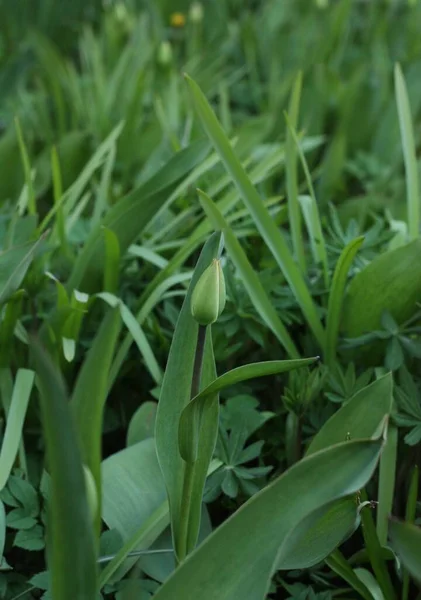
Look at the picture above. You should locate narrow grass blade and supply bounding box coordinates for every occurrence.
[360,490,397,600]
[285,72,306,272]
[325,236,364,367]
[0,369,34,490]
[71,306,122,532]
[403,466,419,600]
[98,293,163,385]
[395,63,420,240]
[326,550,373,600]
[185,74,325,348]
[377,424,398,546]
[51,146,67,254]
[0,233,47,306]
[154,438,384,600]
[198,190,299,358]
[179,358,316,463]
[31,339,98,599]
[14,117,36,215]
[0,500,4,559]
[102,227,120,294]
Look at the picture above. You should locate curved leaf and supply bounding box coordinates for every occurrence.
[179,358,317,463]
[389,519,421,584]
[306,373,393,456]
[154,437,384,600]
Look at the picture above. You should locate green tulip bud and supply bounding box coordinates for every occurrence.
[191,259,226,326]
[157,41,173,67]
[189,2,204,23]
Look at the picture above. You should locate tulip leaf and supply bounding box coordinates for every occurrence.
[389,518,421,584]
[306,373,393,456]
[154,437,384,600]
[179,358,317,463]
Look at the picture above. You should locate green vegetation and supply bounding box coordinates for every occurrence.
[1,0,421,598]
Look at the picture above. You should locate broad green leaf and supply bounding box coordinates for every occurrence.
[325,236,364,367]
[0,369,34,490]
[197,190,299,358]
[68,139,209,292]
[71,306,122,531]
[342,239,421,341]
[0,234,46,306]
[30,339,98,599]
[179,358,317,463]
[395,63,419,240]
[154,437,384,600]
[307,373,393,456]
[155,233,222,561]
[127,402,158,446]
[185,75,325,348]
[389,519,421,584]
[276,497,360,570]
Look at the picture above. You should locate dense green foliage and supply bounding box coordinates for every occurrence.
[1,0,421,598]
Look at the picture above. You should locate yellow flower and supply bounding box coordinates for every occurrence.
[170,12,186,28]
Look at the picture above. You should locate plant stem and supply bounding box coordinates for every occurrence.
[177,325,207,564]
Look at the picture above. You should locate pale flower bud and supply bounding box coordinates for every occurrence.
[191,259,226,326]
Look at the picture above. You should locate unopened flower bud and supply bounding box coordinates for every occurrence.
[189,2,204,23]
[191,259,226,326]
[157,41,173,66]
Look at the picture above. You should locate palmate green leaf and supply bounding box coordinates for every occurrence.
[185,74,325,349]
[389,519,421,584]
[342,239,421,343]
[67,138,210,292]
[276,497,360,570]
[306,373,393,456]
[395,63,420,240]
[71,306,122,532]
[154,437,384,600]
[30,339,98,600]
[0,233,46,306]
[179,358,317,463]
[325,236,364,367]
[155,233,222,562]
[0,369,34,491]
[197,190,299,358]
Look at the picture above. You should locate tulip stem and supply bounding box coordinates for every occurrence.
[177,325,207,565]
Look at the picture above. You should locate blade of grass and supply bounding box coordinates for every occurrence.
[284,113,328,287]
[185,74,325,349]
[198,190,299,358]
[377,424,398,546]
[285,71,306,272]
[360,490,397,600]
[0,369,34,490]
[31,339,98,599]
[325,237,364,368]
[394,63,420,240]
[14,117,36,216]
[326,550,373,600]
[71,306,122,533]
[51,146,67,254]
[402,466,419,600]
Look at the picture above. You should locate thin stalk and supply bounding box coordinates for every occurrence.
[402,465,418,600]
[177,325,207,564]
